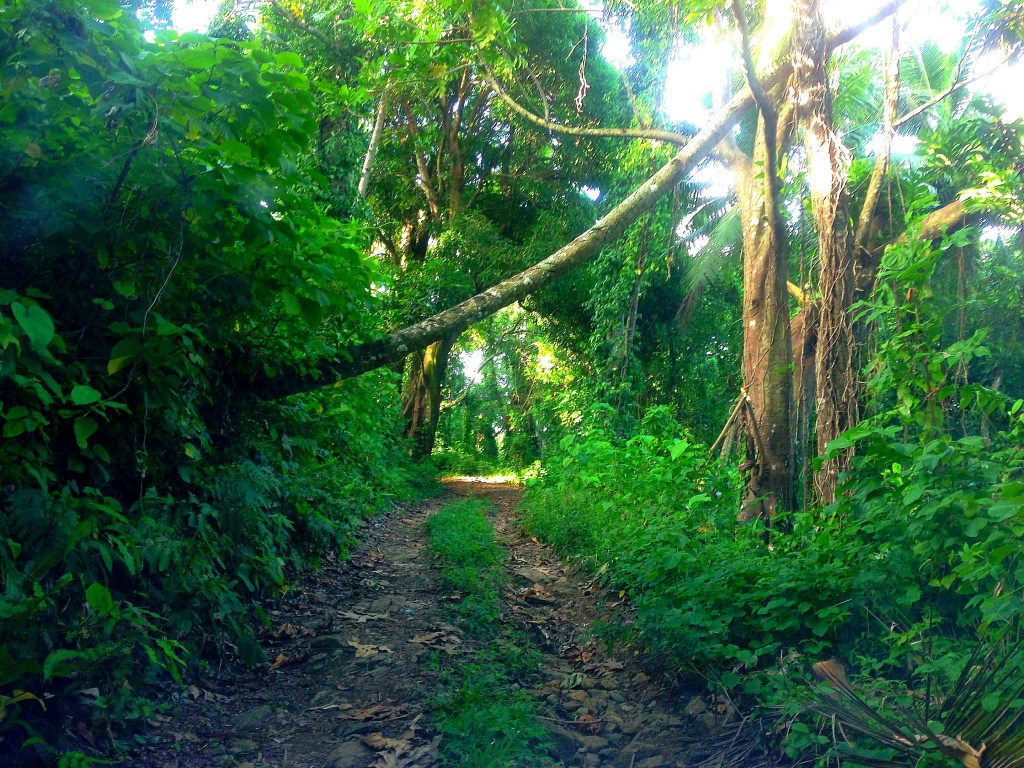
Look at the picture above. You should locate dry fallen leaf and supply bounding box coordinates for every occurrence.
[522,585,557,605]
[370,736,440,768]
[575,712,602,735]
[410,632,444,644]
[271,653,288,670]
[338,703,409,722]
[186,685,228,702]
[348,639,392,659]
[339,610,389,623]
[562,645,595,663]
[265,622,312,640]
[362,732,409,751]
[585,659,624,673]
[409,629,461,654]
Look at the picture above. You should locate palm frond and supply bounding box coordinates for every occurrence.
[808,635,1024,768]
[681,202,741,296]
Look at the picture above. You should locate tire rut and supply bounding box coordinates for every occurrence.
[449,479,712,768]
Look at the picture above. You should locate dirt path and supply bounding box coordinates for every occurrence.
[128,480,718,768]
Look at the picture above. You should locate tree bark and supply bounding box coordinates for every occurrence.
[728,93,795,521]
[793,0,859,505]
[401,331,460,457]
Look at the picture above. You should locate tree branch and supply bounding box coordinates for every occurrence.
[482,66,695,146]
[358,82,391,198]
[401,100,441,219]
[893,53,1011,128]
[729,0,776,125]
[854,17,900,253]
[268,0,344,52]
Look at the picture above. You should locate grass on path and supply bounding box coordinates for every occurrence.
[423,498,558,768]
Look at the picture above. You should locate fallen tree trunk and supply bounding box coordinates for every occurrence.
[248,1,906,401]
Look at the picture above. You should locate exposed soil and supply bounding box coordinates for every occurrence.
[123,480,731,768]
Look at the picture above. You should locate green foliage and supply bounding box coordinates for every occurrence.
[425,499,505,630]
[828,220,1024,635]
[521,373,1024,689]
[0,0,434,757]
[431,448,507,478]
[522,405,841,672]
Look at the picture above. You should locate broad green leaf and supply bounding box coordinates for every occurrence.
[11,302,54,350]
[74,417,98,449]
[298,295,322,327]
[71,384,102,405]
[87,0,123,20]
[113,278,136,298]
[221,140,253,163]
[987,501,1020,522]
[43,649,87,681]
[108,337,141,374]
[669,440,688,460]
[85,582,114,614]
[964,517,987,537]
[2,407,29,438]
[107,70,148,86]
[282,291,301,316]
[275,51,304,69]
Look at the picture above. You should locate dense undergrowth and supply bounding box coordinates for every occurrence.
[522,323,1024,764]
[423,499,555,767]
[0,1,436,762]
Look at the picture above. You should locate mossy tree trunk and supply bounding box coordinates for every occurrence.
[401,331,460,458]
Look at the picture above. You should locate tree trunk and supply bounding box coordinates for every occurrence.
[794,0,859,505]
[401,331,460,457]
[734,121,795,522]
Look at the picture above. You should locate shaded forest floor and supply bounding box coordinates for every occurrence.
[126,480,734,768]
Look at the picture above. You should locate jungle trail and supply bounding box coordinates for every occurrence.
[2,0,1024,766]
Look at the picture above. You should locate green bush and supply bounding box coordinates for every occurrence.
[520,397,1024,679]
[0,1,437,757]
